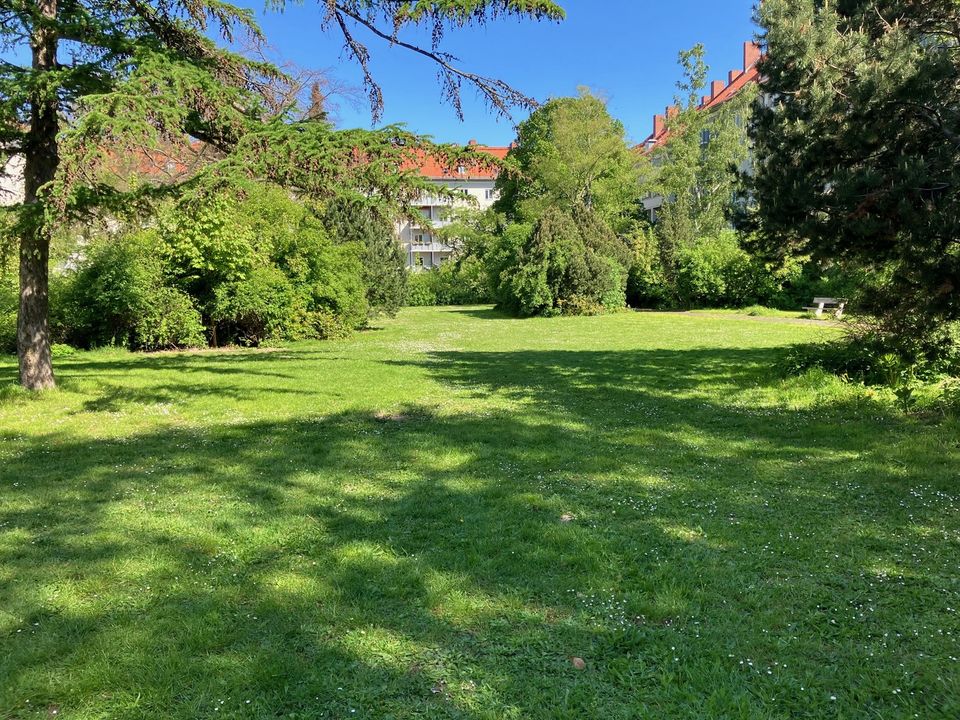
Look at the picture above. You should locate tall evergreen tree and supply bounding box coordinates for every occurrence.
[0,0,565,389]
[324,198,408,317]
[747,0,960,354]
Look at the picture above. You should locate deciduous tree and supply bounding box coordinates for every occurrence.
[654,45,755,270]
[496,88,645,232]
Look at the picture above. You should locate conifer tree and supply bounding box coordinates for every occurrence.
[748,0,960,355]
[324,198,408,317]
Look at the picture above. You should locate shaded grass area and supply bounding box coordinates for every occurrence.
[1,307,958,719]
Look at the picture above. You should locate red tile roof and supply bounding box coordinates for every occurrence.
[406,143,510,180]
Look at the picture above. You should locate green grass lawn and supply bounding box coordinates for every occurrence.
[1,307,958,719]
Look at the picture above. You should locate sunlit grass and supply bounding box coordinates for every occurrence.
[1,307,958,719]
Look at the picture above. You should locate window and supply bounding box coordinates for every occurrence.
[457,165,466,175]
[484,189,497,200]
[700,129,711,148]
[413,233,426,245]
[419,206,431,220]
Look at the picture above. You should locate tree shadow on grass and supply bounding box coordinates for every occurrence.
[1,346,958,718]
[435,306,513,321]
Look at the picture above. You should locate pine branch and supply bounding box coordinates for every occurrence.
[334,3,539,121]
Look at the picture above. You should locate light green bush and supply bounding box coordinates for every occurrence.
[65,231,206,350]
[212,267,302,345]
[406,271,439,307]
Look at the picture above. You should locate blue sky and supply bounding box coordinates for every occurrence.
[243,0,759,146]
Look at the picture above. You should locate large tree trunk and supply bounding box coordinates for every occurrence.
[18,0,59,390]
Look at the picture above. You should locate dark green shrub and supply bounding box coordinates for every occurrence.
[251,189,368,336]
[771,261,857,312]
[782,320,959,386]
[493,207,629,317]
[324,198,408,316]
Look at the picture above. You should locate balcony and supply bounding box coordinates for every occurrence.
[406,241,453,254]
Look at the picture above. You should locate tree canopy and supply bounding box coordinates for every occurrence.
[495,89,645,232]
[487,90,639,315]
[654,45,754,249]
[747,0,960,356]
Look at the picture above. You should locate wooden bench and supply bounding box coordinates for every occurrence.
[803,297,846,318]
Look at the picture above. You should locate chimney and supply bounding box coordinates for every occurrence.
[701,96,710,107]
[744,41,761,70]
[729,69,740,84]
[653,114,665,136]
[711,80,725,98]
[467,139,478,146]
[666,105,679,119]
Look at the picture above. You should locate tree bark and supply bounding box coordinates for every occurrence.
[18,0,59,390]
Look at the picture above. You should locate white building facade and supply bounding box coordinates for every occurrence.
[398,142,508,270]
[1,155,25,207]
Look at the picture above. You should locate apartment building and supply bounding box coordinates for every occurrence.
[398,141,509,270]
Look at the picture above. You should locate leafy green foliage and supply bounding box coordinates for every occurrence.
[404,259,493,308]
[0,267,17,354]
[674,230,781,308]
[487,91,639,316]
[2,0,565,386]
[405,271,439,307]
[496,89,645,232]
[185,183,368,344]
[48,182,369,349]
[939,378,960,417]
[747,0,960,358]
[492,207,629,317]
[158,190,257,295]
[626,225,671,308]
[212,267,304,346]
[64,232,206,351]
[655,46,755,249]
[636,45,765,310]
